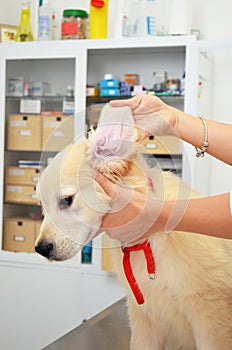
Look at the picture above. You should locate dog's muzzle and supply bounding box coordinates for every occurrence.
[35,241,54,259]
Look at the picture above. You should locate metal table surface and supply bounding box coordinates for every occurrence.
[43,298,130,350]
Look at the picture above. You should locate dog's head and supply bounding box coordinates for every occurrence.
[35,103,149,261]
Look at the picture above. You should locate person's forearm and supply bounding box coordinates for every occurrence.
[160,193,232,239]
[173,108,232,165]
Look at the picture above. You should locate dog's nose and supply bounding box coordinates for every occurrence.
[35,241,53,258]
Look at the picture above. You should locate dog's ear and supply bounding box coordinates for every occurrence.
[88,103,139,168]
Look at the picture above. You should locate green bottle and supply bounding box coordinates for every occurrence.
[15,2,34,42]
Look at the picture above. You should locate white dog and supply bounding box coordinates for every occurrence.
[36,104,232,350]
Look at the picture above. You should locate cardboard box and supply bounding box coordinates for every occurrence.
[42,115,74,151]
[3,217,41,253]
[5,166,43,186]
[7,114,42,151]
[5,184,38,204]
[141,135,181,155]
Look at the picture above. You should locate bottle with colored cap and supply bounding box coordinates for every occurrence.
[90,0,108,39]
[15,1,34,42]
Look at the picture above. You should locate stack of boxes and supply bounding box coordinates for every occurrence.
[3,112,74,253]
[99,74,120,97]
[7,113,74,152]
[4,166,43,253]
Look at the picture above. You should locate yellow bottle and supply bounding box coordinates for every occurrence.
[15,2,34,42]
[90,0,108,39]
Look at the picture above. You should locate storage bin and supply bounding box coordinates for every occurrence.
[5,184,38,204]
[141,135,181,155]
[99,79,119,88]
[5,166,43,186]
[42,115,74,151]
[3,217,41,253]
[7,114,42,151]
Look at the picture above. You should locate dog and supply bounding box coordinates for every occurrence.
[35,103,232,350]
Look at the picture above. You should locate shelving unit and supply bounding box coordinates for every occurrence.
[0,36,200,270]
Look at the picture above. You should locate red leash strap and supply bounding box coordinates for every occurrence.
[122,241,156,305]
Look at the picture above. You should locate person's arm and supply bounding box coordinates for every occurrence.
[161,192,232,240]
[110,96,232,165]
[173,109,232,165]
[95,173,232,243]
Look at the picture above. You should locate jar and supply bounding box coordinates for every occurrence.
[61,9,88,40]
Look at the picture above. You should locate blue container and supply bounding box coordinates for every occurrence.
[99,79,119,88]
[81,241,92,264]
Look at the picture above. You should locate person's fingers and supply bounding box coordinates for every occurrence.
[109,99,131,108]
[95,172,117,199]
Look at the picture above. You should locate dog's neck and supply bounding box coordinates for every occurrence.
[121,175,156,305]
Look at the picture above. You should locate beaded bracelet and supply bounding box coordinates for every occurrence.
[195,116,209,157]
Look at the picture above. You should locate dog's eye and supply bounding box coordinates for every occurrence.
[59,196,73,209]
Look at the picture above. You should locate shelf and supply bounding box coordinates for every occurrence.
[86,95,184,105]
[6,95,74,102]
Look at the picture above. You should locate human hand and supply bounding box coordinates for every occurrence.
[109,95,178,141]
[95,172,164,244]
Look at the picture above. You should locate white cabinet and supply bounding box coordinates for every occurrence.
[0,36,201,268]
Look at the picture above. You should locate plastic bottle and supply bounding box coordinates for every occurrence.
[180,71,186,96]
[15,1,34,42]
[90,0,108,39]
[38,0,52,40]
[123,0,157,37]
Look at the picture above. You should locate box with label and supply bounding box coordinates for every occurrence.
[5,184,38,204]
[141,135,181,155]
[99,79,119,88]
[3,217,41,253]
[19,99,41,114]
[5,166,43,186]
[42,115,74,151]
[7,114,42,151]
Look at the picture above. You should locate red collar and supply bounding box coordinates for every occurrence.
[122,240,156,305]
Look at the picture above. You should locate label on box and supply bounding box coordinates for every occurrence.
[44,121,61,128]
[10,120,27,127]
[31,176,39,182]
[9,169,24,176]
[7,186,23,193]
[145,143,158,149]
[19,130,32,136]
[13,235,25,242]
[52,130,64,137]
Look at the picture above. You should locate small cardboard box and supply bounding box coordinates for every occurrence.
[5,184,38,205]
[141,135,181,155]
[7,114,42,151]
[5,166,43,186]
[3,217,41,253]
[42,115,74,151]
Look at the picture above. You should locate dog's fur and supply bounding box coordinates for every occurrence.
[36,104,232,350]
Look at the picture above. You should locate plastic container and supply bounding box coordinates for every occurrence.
[38,0,52,40]
[61,9,88,40]
[90,0,108,39]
